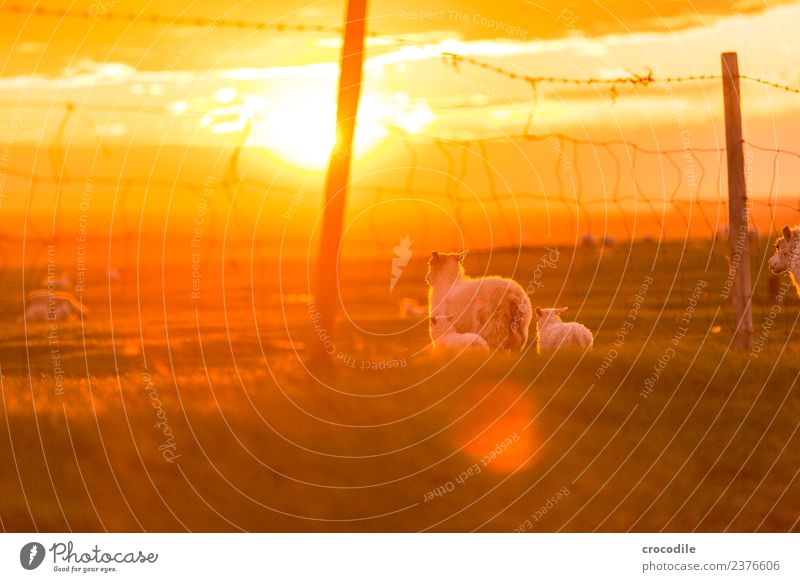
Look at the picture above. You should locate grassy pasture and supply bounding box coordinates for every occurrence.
[0,239,798,532]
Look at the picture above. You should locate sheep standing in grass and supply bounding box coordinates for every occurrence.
[20,291,89,323]
[427,250,531,351]
[768,225,800,295]
[535,307,593,353]
[430,314,490,353]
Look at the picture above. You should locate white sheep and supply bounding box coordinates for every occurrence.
[427,250,532,351]
[20,290,89,323]
[768,225,800,295]
[535,306,593,353]
[430,313,490,353]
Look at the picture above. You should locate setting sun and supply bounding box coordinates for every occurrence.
[245,89,433,170]
[248,92,387,170]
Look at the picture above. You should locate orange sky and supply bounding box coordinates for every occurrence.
[2,1,800,251]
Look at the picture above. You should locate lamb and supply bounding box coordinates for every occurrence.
[429,313,490,353]
[20,290,89,323]
[768,225,800,295]
[426,250,532,351]
[535,306,593,353]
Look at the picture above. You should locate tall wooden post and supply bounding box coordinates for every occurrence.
[314,0,368,351]
[721,52,753,351]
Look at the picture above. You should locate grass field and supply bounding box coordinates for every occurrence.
[1,238,799,532]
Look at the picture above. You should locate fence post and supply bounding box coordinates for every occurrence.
[721,51,753,351]
[313,0,368,355]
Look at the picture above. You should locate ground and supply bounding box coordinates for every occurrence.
[0,238,798,532]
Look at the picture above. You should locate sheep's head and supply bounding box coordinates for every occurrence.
[429,313,457,337]
[769,225,800,275]
[426,250,467,287]
[535,306,568,325]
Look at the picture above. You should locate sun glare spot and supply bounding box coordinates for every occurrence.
[452,382,537,474]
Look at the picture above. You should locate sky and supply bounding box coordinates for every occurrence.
[2,0,800,249]
[0,1,792,76]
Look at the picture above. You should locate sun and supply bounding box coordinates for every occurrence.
[248,91,391,170]
[232,79,434,170]
[197,77,434,170]
[252,96,335,169]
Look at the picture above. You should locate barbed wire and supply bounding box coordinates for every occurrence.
[3,4,800,96]
[739,74,800,95]
[0,100,212,116]
[0,4,335,33]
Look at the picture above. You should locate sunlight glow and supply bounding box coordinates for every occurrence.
[214,87,238,104]
[242,89,434,170]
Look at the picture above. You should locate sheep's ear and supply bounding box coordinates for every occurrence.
[431,251,440,259]
[783,225,792,242]
[456,250,468,262]
[557,307,569,313]
[535,306,542,317]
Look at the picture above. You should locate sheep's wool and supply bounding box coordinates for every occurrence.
[536,308,594,354]
[427,252,532,351]
[430,315,490,352]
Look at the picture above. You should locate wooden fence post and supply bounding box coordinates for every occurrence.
[313,0,368,354]
[721,51,753,351]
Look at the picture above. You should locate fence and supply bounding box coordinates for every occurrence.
[3,6,800,343]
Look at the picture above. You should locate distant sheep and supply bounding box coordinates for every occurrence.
[580,233,597,249]
[535,307,593,353]
[430,313,489,353]
[427,250,531,351]
[601,235,617,248]
[398,297,427,318]
[21,290,89,323]
[768,225,800,295]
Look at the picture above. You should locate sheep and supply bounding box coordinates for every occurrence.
[429,313,490,353]
[426,250,532,351]
[768,225,800,295]
[20,290,89,323]
[535,306,593,353]
[580,233,597,249]
[601,235,617,249]
[398,297,427,318]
